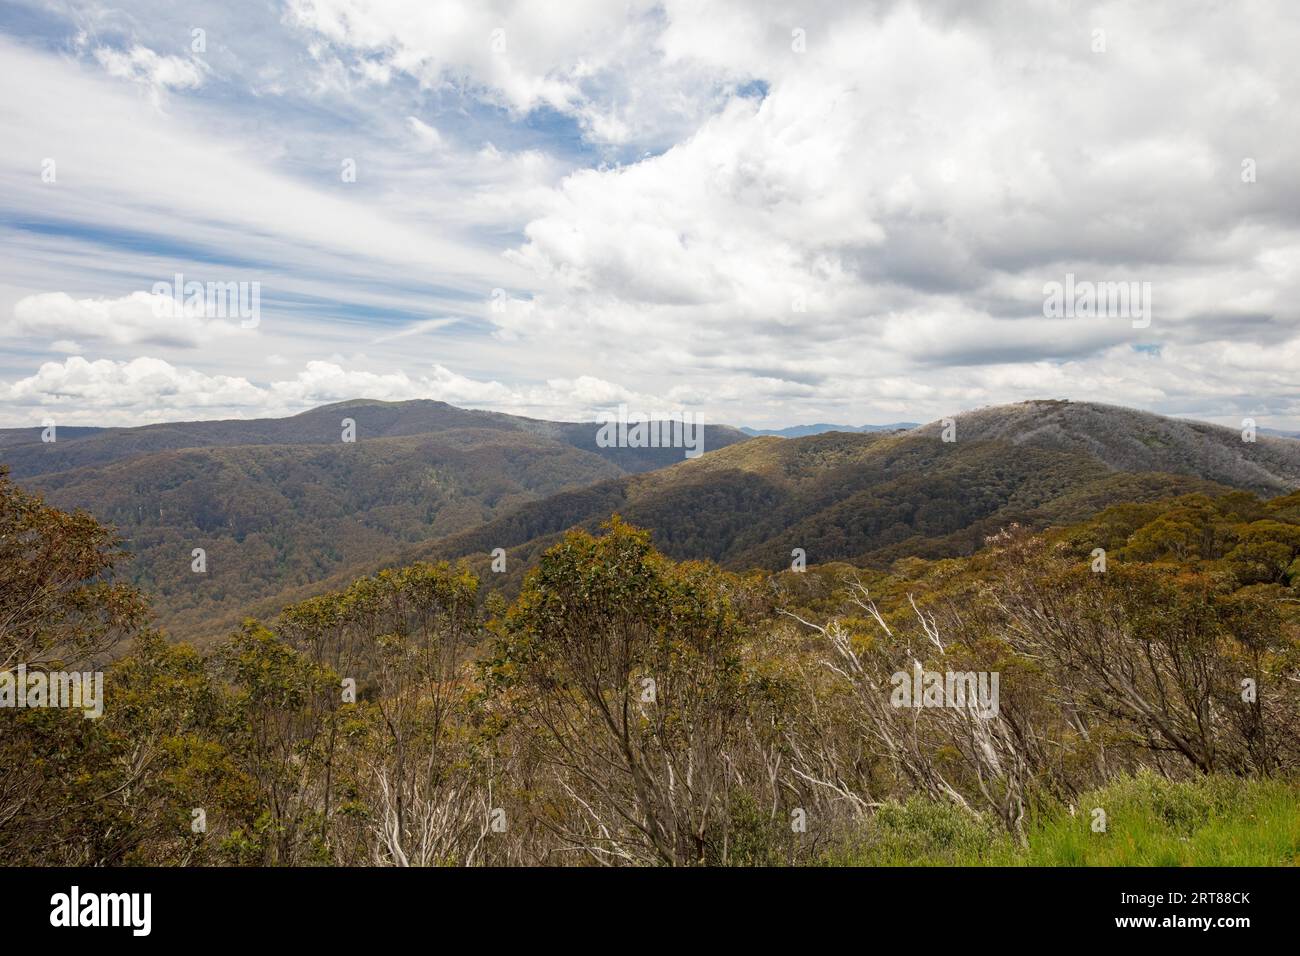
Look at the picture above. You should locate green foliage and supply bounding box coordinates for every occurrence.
[10,402,747,646]
[1059,491,1300,591]
[820,798,1006,866]
[821,774,1300,866]
[0,466,148,667]
[403,435,1247,611]
[4,441,1300,868]
[496,517,759,865]
[1019,773,1300,866]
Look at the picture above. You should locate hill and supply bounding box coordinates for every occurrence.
[2,399,748,641]
[8,456,1298,869]
[11,397,1300,645]
[0,399,749,479]
[911,400,1300,494]
[340,399,1300,608]
[740,422,920,437]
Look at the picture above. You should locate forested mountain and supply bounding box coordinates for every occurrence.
[2,401,1299,867]
[912,400,1300,494]
[3,463,1297,867]
[1,400,748,641]
[351,400,1299,605]
[740,422,920,437]
[4,398,1298,645]
[0,398,750,479]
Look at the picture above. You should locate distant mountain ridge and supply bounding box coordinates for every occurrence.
[909,400,1300,494]
[740,422,920,438]
[7,397,1300,646]
[0,399,749,479]
[1,399,749,642]
[242,399,1300,643]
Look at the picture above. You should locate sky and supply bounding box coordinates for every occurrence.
[1,0,1298,430]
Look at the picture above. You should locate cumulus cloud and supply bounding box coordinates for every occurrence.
[0,356,265,423]
[265,360,675,419]
[478,1,1300,425]
[7,292,253,349]
[284,0,749,148]
[3,2,1300,430]
[0,356,677,426]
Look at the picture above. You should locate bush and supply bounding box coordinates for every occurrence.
[819,797,1008,866]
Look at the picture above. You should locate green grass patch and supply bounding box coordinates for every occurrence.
[822,771,1300,866]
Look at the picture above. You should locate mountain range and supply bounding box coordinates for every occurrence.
[739,422,920,437]
[3,397,1298,644]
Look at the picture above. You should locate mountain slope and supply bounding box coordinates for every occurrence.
[2,399,749,642]
[258,399,1296,634]
[391,427,1242,576]
[13,398,1299,646]
[912,400,1300,494]
[0,398,750,479]
[740,422,920,437]
[353,400,1291,584]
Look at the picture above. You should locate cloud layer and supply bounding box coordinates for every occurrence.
[2,1,1299,430]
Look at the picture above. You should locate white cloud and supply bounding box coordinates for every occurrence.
[93,44,205,97]
[8,291,251,348]
[3,2,1300,430]
[284,0,746,147]
[369,317,457,344]
[3,337,1298,431]
[475,1,1300,425]
[0,356,265,423]
[405,116,443,151]
[265,360,670,419]
[0,355,691,426]
[0,33,534,311]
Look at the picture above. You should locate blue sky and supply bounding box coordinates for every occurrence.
[1,1,1299,429]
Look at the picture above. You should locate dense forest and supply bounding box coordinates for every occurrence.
[6,400,747,644]
[12,398,1300,648]
[2,464,1297,866]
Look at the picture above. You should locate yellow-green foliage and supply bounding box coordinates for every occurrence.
[822,773,1300,867]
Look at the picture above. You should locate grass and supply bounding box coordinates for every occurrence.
[821,771,1300,866]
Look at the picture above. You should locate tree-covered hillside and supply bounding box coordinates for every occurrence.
[6,399,1299,648]
[2,469,1297,866]
[0,398,750,479]
[2,401,748,642]
[363,429,1244,607]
